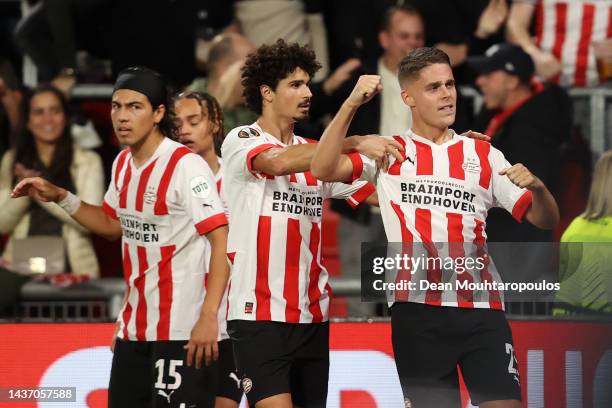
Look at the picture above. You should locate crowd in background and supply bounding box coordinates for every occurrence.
[0,0,610,315]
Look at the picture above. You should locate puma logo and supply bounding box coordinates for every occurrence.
[157,389,175,403]
[229,372,241,389]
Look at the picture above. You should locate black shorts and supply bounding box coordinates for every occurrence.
[108,338,217,408]
[391,302,522,408]
[227,320,329,407]
[216,338,242,403]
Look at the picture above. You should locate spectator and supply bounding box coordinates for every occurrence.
[13,0,111,91]
[187,33,257,136]
[506,0,612,87]
[0,84,104,277]
[470,44,571,242]
[554,151,612,315]
[0,65,22,152]
[235,0,330,81]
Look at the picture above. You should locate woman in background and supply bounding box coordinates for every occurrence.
[0,84,104,277]
[555,151,612,315]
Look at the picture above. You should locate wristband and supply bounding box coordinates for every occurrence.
[58,191,82,215]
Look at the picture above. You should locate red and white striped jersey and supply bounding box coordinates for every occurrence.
[103,138,228,341]
[527,0,612,87]
[221,123,375,323]
[354,130,533,310]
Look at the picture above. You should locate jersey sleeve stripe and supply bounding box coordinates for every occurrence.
[121,243,133,340]
[473,220,503,310]
[346,182,376,209]
[102,200,118,220]
[156,245,175,341]
[135,158,158,212]
[255,216,272,320]
[154,147,192,215]
[447,140,465,180]
[114,149,130,189]
[118,164,132,209]
[390,201,414,302]
[347,152,364,182]
[135,246,149,341]
[388,135,406,175]
[511,190,533,222]
[246,144,278,177]
[447,213,474,308]
[283,218,302,323]
[307,223,324,322]
[474,140,492,189]
[227,252,236,264]
[195,213,228,235]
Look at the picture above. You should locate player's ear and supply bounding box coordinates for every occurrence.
[260,84,274,104]
[401,89,415,108]
[153,104,166,125]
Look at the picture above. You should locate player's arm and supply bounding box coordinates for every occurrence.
[500,163,559,229]
[311,75,403,182]
[505,1,536,50]
[185,225,229,369]
[11,177,122,240]
[252,135,401,178]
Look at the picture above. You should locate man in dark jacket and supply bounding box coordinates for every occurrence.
[470,43,572,242]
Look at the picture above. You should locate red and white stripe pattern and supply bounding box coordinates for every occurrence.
[355,130,532,310]
[103,138,227,341]
[533,0,612,87]
[221,124,375,323]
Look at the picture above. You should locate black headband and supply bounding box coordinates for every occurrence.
[113,66,167,108]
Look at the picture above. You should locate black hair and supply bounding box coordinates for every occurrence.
[14,84,74,189]
[241,39,321,115]
[172,91,225,148]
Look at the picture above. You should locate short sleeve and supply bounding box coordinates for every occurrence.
[324,180,376,209]
[490,147,533,223]
[175,154,228,235]
[220,126,280,180]
[102,150,129,220]
[347,152,378,183]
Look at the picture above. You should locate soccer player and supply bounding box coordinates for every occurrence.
[220,39,399,408]
[173,90,242,408]
[311,48,560,407]
[12,66,230,407]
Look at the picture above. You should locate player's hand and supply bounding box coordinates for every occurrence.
[110,321,120,353]
[11,177,66,202]
[499,163,544,191]
[346,75,382,108]
[351,135,404,171]
[184,313,219,369]
[462,130,491,142]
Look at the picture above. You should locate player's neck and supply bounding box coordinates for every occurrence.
[410,121,452,145]
[257,113,295,145]
[130,129,165,167]
[201,148,220,174]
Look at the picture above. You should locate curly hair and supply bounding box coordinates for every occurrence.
[241,39,321,115]
[172,91,225,148]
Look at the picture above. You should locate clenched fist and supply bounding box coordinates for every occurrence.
[499,163,544,191]
[347,75,383,108]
